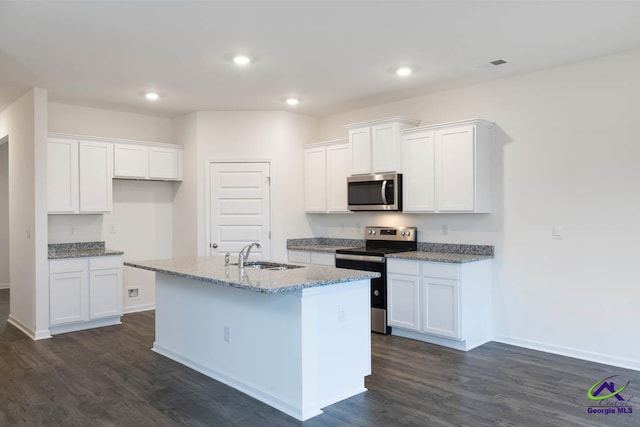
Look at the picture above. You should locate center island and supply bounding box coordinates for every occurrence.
[125,256,380,421]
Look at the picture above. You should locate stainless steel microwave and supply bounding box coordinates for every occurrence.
[347,173,402,211]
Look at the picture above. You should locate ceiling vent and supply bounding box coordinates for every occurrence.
[489,59,507,66]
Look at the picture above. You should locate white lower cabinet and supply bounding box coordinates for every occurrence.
[49,256,123,334]
[387,273,421,331]
[387,258,491,351]
[287,250,335,266]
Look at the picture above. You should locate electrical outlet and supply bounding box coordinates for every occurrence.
[443,224,450,235]
[127,288,139,298]
[552,224,564,240]
[70,227,76,236]
[224,326,230,343]
[109,224,116,234]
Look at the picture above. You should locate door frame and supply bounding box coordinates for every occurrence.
[204,159,273,259]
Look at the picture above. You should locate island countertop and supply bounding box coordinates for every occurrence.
[125,256,380,294]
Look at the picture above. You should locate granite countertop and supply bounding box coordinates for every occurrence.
[386,251,493,263]
[125,256,380,294]
[48,242,124,260]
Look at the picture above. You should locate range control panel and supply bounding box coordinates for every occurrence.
[364,226,417,242]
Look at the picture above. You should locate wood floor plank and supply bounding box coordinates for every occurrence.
[1,289,638,426]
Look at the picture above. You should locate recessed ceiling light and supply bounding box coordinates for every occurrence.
[285,98,300,106]
[233,55,252,66]
[396,67,412,77]
[145,92,159,101]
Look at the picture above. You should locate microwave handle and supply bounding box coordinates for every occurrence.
[381,180,388,204]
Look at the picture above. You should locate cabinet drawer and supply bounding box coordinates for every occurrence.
[89,256,123,271]
[49,258,87,274]
[422,262,459,280]
[387,259,420,276]
[310,252,335,266]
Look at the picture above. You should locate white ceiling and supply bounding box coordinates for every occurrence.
[2,1,640,118]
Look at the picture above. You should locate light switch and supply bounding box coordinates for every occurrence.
[552,224,564,240]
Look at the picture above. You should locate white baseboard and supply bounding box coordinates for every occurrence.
[7,315,52,340]
[493,335,640,372]
[123,302,155,314]
[0,282,9,289]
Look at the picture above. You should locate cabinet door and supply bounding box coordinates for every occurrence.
[350,127,372,175]
[372,123,399,173]
[47,139,79,213]
[50,270,89,326]
[79,141,113,213]
[387,273,421,331]
[402,131,435,212]
[326,143,351,212]
[304,147,327,212]
[436,125,475,212]
[149,147,180,180]
[422,277,460,339]
[89,268,122,319]
[114,143,149,178]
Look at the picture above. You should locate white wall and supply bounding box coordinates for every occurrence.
[314,49,640,370]
[0,88,50,339]
[48,102,175,313]
[172,113,198,258]
[0,141,9,287]
[172,111,318,262]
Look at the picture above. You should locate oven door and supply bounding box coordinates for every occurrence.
[335,254,390,334]
[347,173,401,211]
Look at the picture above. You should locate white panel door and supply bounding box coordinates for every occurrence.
[326,142,351,212]
[422,277,460,339]
[79,141,113,213]
[387,273,421,331]
[89,268,122,319]
[47,138,79,213]
[209,162,271,260]
[436,125,475,212]
[304,146,327,212]
[402,131,435,212]
[349,127,372,175]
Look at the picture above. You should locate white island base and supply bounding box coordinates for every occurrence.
[152,273,371,421]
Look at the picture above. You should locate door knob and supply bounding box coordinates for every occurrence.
[210,243,218,248]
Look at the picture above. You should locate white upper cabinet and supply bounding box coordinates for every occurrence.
[48,138,113,214]
[304,139,351,213]
[79,141,113,213]
[326,142,352,212]
[48,138,79,213]
[346,116,420,175]
[114,142,182,181]
[402,130,436,212]
[401,119,493,213]
[113,144,148,178]
[304,146,327,212]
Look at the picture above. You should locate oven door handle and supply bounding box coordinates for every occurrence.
[335,253,385,263]
[380,180,388,205]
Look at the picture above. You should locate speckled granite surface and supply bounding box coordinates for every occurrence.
[386,251,493,263]
[416,242,494,256]
[287,238,363,253]
[48,242,124,259]
[125,256,380,294]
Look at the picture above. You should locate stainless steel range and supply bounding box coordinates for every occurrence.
[335,226,417,334]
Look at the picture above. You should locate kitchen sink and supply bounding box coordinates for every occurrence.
[232,262,304,271]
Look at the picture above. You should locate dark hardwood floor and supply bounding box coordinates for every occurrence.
[1,288,638,426]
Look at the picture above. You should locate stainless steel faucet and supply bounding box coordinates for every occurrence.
[238,242,261,269]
